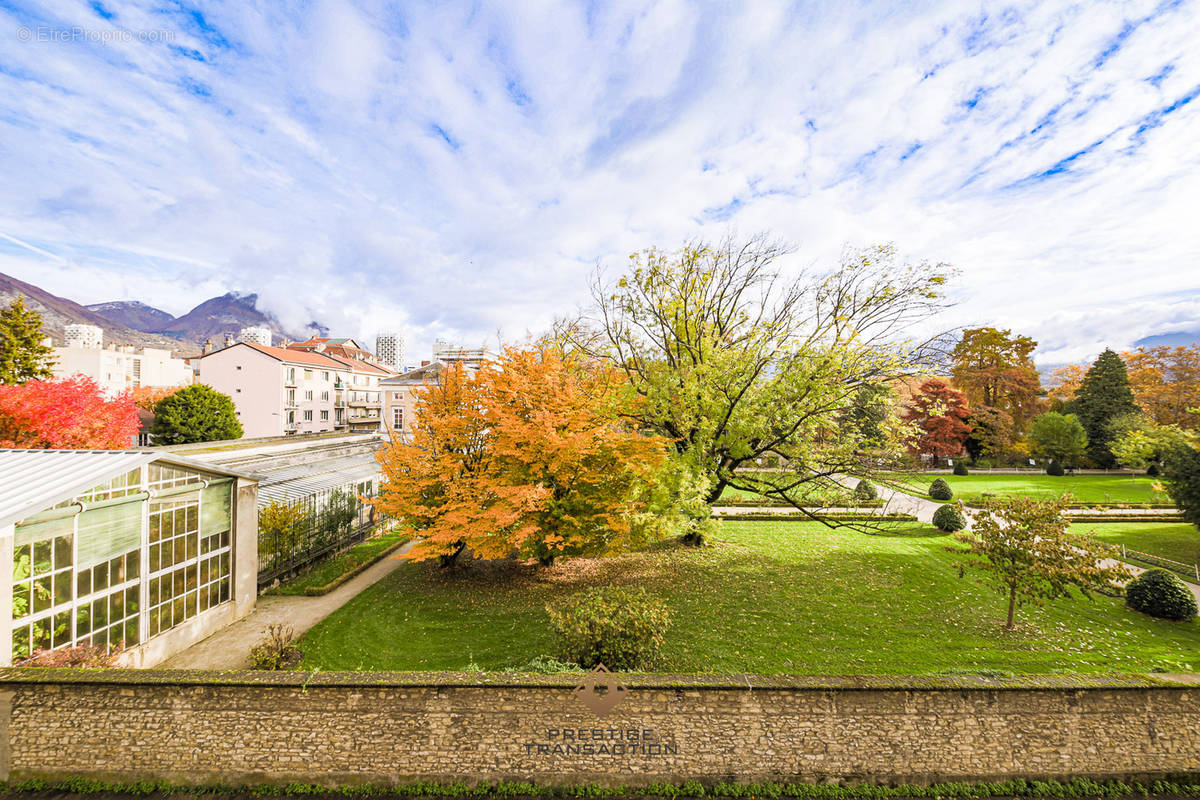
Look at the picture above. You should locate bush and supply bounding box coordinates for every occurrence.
[952,462,969,476]
[932,504,966,533]
[248,623,303,670]
[1147,463,1160,476]
[1046,460,1065,476]
[1125,569,1198,621]
[853,480,878,500]
[547,586,672,670]
[928,478,953,501]
[16,644,120,668]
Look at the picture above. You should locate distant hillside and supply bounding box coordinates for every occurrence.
[154,292,307,345]
[86,300,175,332]
[1134,330,1200,348]
[0,271,192,353]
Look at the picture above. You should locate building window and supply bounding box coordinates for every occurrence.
[320,410,329,421]
[304,390,313,401]
[236,365,242,371]
[287,411,295,425]
[287,389,296,406]
[304,410,313,421]
[393,407,404,429]
[322,371,330,380]
[146,487,231,639]
[286,367,296,383]
[304,369,313,379]
[321,391,329,401]
[393,392,402,400]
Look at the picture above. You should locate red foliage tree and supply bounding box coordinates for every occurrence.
[0,376,139,449]
[903,379,972,464]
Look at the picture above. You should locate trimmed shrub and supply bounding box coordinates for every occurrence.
[853,480,878,501]
[928,478,953,501]
[952,462,969,476]
[1046,460,1065,476]
[932,504,966,533]
[1125,569,1198,621]
[547,586,672,670]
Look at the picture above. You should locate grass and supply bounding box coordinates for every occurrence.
[298,520,1200,674]
[270,528,411,596]
[716,477,857,504]
[1079,521,1200,568]
[886,473,1164,504]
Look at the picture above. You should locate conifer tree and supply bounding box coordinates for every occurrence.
[0,296,54,385]
[1073,349,1138,466]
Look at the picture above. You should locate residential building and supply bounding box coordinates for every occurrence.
[380,360,444,441]
[287,337,387,368]
[51,340,193,397]
[238,326,272,346]
[432,339,489,366]
[64,323,103,350]
[322,352,392,434]
[0,448,258,667]
[197,342,348,438]
[375,333,403,372]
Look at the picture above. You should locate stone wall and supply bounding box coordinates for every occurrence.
[0,671,1197,786]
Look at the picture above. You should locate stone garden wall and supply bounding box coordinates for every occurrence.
[0,671,1197,786]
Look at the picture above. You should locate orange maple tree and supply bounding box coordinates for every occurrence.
[127,385,181,410]
[1123,345,1200,430]
[371,345,668,566]
[0,376,139,449]
[902,379,972,463]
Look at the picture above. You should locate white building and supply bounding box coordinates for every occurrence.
[238,326,273,346]
[375,333,404,372]
[64,324,103,350]
[432,339,488,365]
[52,344,193,397]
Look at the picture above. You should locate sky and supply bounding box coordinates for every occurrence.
[1,0,1198,366]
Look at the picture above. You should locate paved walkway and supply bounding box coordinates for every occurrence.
[159,541,416,670]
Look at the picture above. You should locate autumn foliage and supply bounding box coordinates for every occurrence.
[0,376,139,449]
[902,379,972,462]
[371,345,668,566]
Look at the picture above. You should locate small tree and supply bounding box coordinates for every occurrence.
[1029,411,1088,467]
[150,384,243,444]
[953,496,1129,629]
[0,376,138,448]
[1163,442,1200,529]
[903,380,972,465]
[0,296,54,385]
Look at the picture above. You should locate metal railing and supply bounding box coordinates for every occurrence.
[1120,544,1200,584]
[256,490,386,590]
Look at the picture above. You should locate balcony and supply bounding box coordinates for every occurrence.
[348,400,381,409]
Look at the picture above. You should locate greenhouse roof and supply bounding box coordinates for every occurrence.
[0,449,252,528]
[255,452,381,506]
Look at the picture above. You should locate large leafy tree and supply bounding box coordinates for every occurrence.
[1073,348,1138,467]
[950,327,1041,431]
[1028,411,1088,467]
[0,295,54,385]
[954,496,1128,629]
[0,376,138,448]
[372,347,668,567]
[902,379,971,464]
[1124,345,1200,431]
[565,237,950,513]
[1164,440,1200,529]
[963,405,1015,462]
[150,384,243,444]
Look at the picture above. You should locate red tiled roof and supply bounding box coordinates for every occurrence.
[236,342,346,368]
[322,352,394,375]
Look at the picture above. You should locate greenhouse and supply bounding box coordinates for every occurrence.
[0,449,259,667]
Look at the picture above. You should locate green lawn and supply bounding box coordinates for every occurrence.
[270,529,411,596]
[887,473,1164,504]
[717,478,855,504]
[298,520,1199,674]
[1079,522,1200,568]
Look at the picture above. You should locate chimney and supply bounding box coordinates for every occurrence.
[421,359,430,366]
[202,338,212,356]
[223,333,234,349]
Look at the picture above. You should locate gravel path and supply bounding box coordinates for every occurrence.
[159,540,416,670]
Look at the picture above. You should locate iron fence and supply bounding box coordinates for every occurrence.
[1120,543,1200,584]
[256,488,385,590]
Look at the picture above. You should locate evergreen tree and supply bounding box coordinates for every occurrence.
[150,384,243,444]
[0,296,54,385]
[1073,348,1138,467]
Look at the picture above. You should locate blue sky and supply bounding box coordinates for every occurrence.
[1,0,1199,364]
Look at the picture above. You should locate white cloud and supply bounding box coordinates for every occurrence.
[0,0,1198,364]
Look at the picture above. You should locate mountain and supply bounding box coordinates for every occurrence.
[1134,330,1200,348]
[154,292,307,345]
[0,271,191,353]
[86,300,175,332]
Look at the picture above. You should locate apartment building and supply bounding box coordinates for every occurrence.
[51,330,193,397]
[379,361,444,441]
[322,352,391,434]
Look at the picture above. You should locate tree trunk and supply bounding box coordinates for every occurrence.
[438,540,466,568]
[1005,585,1017,630]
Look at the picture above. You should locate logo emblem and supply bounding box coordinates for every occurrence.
[572,664,628,717]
